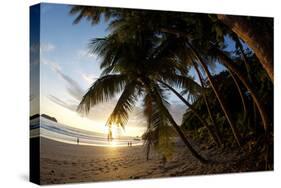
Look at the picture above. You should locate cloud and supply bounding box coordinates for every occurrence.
[81,73,97,85]
[41,58,61,71]
[30,43,40,67]
[49,93,147,129]
[40,42,55,54]
[31,42,55,67]
[55,70,84,102]
[77,49,99,60]
[48,94,117,122]
[48,95,77,111]
[42,58,84,101]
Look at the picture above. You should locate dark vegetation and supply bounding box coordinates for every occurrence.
[69,6,273,170]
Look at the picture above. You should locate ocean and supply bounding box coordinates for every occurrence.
[30,117,143,147]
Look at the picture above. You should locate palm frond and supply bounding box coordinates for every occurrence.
[161,74,202,97]
[142,92,174,159]
[106,81,138,129]
[69,6,115,25]
[77,74,128,114]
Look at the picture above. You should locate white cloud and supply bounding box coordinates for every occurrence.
[41,58,61,72]
[40,42,55,54]
[42,58,83,101]
[77,49,99,60]
[81,73,97,85]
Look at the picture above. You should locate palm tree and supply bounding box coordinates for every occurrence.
[77,30,208,163]
[146,24,244,147]
[217,15,273,82]
[158,23,270,146]
[212,47,271,133]
[70,5,272,155]
[71,6,245,147]
[158,27,244,147]
[187,42,243,147]
[192,62,223,146]
[229,70,248,118]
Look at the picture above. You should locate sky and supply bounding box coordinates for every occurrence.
[30,3,156,137]
[30,3,232,137]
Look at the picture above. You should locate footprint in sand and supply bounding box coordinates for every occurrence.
[98,167,104,172]
[49,170,55,175]
[151,167,159,171]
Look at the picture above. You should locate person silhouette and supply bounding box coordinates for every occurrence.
[77,137,79,145]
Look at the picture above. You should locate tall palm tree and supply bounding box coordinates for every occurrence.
[87,10,223,147]
[70,4,272,151]
[77,30,208,163]
[212,48,271,133]
[158,24,270,146]
[70,6,245,147]
[192,62,223,146]
[228,70,248,117]
[146,24,244,147]
[187,42,243,147]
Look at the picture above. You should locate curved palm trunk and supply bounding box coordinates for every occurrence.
[233,34,253,129]
[193,63,223,146]
[143,80,209,163]
[217,15,273,82]
[187,42,243,147]
[150,85,209,164]
[158,80,221,146]
[215,49,271,133]
[229,70,248,116]
[232,34,252,83]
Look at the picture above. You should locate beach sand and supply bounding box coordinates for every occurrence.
[39,137,268,185]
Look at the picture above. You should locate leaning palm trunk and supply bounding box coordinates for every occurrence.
[215,49,271,133]
[229,70,248,117]
[187,42,243,147]
[159,27,235,146]
[217,15,273,82]
[158,80,221,146]
[148,83,208,164]
[232,34,252,83]
[193,63,223,146]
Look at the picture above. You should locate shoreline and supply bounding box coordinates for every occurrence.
[37,135,143,148]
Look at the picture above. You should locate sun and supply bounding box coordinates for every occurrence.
[109,140,118,147]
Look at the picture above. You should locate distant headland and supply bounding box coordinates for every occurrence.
[30,114,58,123]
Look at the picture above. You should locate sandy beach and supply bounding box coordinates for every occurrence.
[38,137,268,185]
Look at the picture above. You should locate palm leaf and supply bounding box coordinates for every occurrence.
[161,74,202,97]
[70,6,115,25]
[77,74,128,114]
[106,81,138,129]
